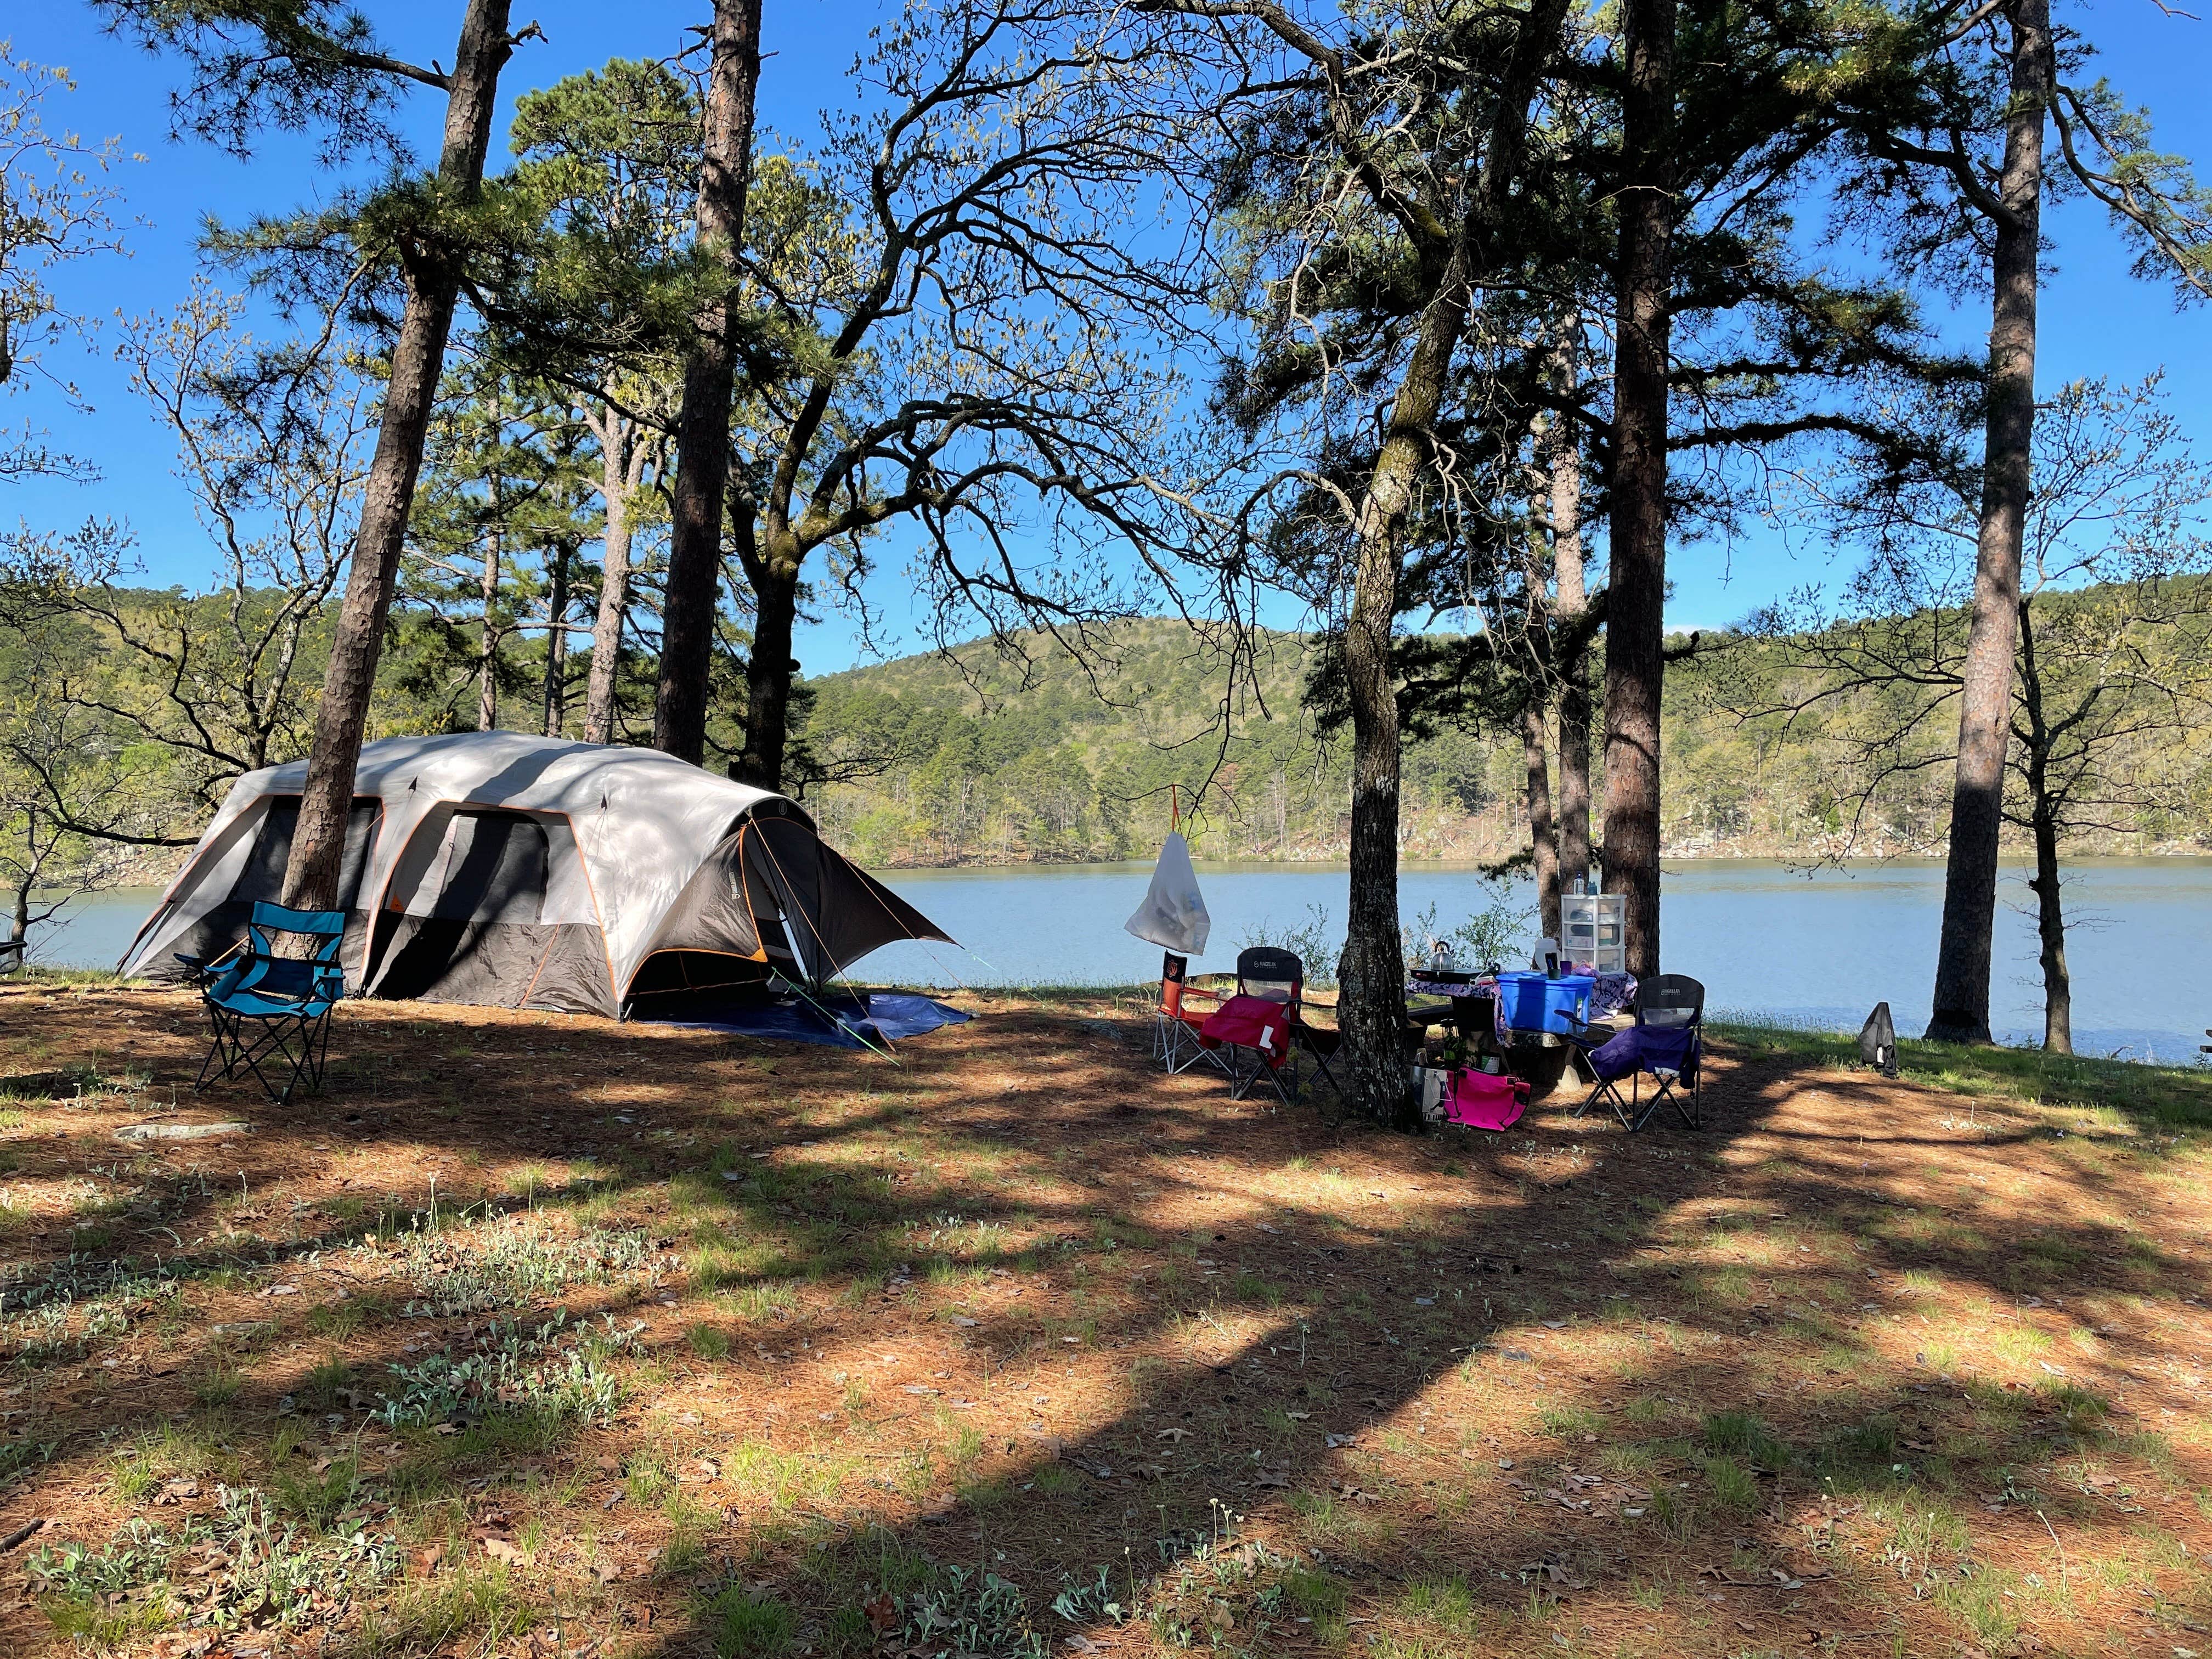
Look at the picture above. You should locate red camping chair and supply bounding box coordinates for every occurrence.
[1154,953,1230,1077]
[1198,946,1307,1109]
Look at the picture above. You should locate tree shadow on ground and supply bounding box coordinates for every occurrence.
[1,985,2210,1657]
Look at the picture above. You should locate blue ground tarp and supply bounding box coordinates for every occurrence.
[645,989,970,1050]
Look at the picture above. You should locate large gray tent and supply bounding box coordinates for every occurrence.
[120,732,953,1018]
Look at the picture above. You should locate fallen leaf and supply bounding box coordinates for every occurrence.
[862,1592,897,1633]
[1156,1427,1190,1442]
[479,1537,522,1564]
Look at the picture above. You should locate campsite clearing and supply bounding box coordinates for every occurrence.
[1,981,2210,1658]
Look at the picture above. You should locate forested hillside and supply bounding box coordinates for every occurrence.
[794,613,2212,868]
[8,596,2207,897]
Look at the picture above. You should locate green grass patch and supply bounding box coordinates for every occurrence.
[1711,1021,2212,1133]
[1703,1409,1792,1472]
[706,1586,796,1657]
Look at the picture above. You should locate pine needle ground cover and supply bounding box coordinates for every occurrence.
[0,978,2209,1658]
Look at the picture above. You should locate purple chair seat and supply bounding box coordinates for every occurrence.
[1588,1024,1695,1082]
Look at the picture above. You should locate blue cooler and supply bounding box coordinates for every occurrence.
[1494,970,1595,1035]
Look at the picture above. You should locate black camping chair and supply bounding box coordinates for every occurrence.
[1565,973,1705,1131]
[196,901,347,1105]
[1289,1013,1436,1114]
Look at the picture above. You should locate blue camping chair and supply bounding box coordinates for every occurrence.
[195,901,347,1105]
[1564,973,1704,1131]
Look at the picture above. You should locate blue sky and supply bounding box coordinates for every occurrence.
[6,0,2212,669]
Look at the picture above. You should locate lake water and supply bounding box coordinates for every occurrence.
[24,859,2212,1061]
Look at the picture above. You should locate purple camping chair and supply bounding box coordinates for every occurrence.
[1564,974,1703,1131]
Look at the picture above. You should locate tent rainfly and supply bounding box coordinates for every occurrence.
[119,732,954,1019]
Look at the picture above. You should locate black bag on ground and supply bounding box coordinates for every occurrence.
[1858,1002,1899,1079]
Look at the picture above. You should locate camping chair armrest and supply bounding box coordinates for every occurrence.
[1560,1013,1615,1048]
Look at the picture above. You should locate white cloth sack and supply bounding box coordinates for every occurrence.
[1124,831,1211,956]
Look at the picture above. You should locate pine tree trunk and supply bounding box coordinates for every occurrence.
[1519,441,1562,943]
[733,531,799,789]
[477,527,500,732]
[652,0,764,766]
[2015,605,2069,1053]
[1600,0,1676,980]
[1522,700,1560,941]
[542,548,569,738]
[280,0,515,912]
[1549,340,1592,894]
[583,404,642,744]
[1338,256,1470,1126]
[1927,0,2050,1044]
[2028,794,2070,1054]
[1332,0,1567,1123]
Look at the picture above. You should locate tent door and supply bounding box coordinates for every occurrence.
[741,824,823,983]
[369,809,557,1008]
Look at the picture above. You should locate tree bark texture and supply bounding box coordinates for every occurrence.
[652,0,764,766]
[1548,348,1592,895]
[1927,0,2051,1044]
[280,0,515,913]
[583,402,647,744]
[733,523,799,789]
[1600,0,1676,980]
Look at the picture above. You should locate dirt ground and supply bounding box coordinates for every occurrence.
[1,978,2210,1659]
